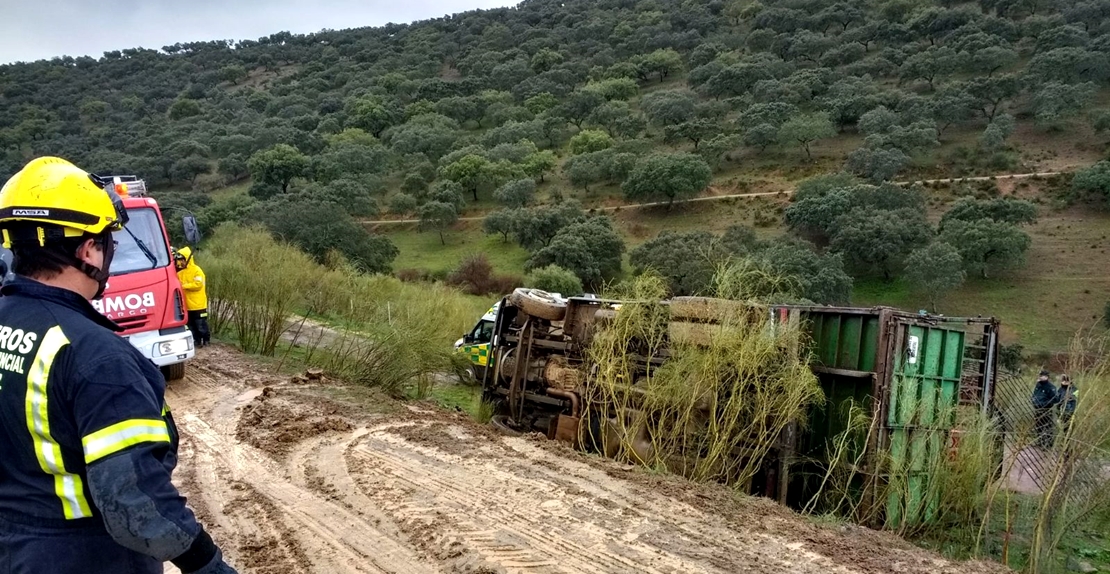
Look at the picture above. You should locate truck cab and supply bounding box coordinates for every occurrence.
[1,176,196,381]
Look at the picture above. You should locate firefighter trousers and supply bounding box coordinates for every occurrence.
[187,309,210,347]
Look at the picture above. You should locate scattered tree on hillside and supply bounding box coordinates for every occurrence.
[493,179,537,208]
[846,146,909,183]
[248,197,397,273]
[565,154,605,192]
[248,144,309,197]
[939,218,1031,278]
[584,78,639,101]
[778,113,836,160]
[589,101,647,138]
[622,153,712,206]
[640,90,698,127]
[389,193,418,216]
[323,179,380,217]
[487,202,586,250]
[569,129,614,155]
[629,231,724,296]
[526,217,625,288]
[757,239,854,305]
[904,242,966,311]
[418,201,459,245]
[557,90,605,129]
[441,154,515,202]
[217,154,248,181]
[699,134,743,171]
[347,96,401,137]
[940,197,1038,227]
[1072,160,1110,203]
[483,209,517,242]
[664,118,720,150]
[978,113,1016,152]
[427,180,467,213]
[522,150,557,183]
[168,98,202,121]
[830,208,933,280]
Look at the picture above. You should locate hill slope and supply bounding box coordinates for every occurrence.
[3,0,1110,352]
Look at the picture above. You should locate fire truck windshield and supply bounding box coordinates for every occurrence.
[110,207,170,275]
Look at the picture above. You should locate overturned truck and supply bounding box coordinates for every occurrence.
[461,289,1000,525]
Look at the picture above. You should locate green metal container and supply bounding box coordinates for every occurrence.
[782,306,998,528]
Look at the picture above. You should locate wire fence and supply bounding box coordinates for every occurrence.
[993,372,1110,499]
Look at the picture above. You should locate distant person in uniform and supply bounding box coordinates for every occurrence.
[174,247,210,348]
[1056,374,1077,428]
[1031,370,1059,448]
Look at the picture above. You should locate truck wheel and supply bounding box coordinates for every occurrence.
[161,363,186,382]
[509,288,566,321]
[490,415,524,436]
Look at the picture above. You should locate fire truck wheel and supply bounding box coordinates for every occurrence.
[160,362,186,382]
[509,288,566,321]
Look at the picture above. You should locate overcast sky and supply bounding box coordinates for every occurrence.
[0,0,518,64]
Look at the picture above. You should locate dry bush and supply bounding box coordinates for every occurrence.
[447,254,521,295]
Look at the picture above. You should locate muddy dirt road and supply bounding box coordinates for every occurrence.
[164,345,1003,574]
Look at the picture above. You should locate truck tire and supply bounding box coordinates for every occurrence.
[161,362,186,382]
[509,288,566,321]
[490,415,524,436]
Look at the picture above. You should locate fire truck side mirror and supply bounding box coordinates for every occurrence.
[182,215,202,246]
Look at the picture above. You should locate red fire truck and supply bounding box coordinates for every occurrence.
[90,176,197,380]
[0,176,198,380]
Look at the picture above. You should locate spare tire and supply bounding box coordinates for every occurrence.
[509,288,567,321]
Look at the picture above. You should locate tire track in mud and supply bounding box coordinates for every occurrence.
[165,347,1004,574]
[343,422,851,574]
[178,411,436,574]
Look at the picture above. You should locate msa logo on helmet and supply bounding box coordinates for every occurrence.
[12,209,49,216]
[92,291,156,318]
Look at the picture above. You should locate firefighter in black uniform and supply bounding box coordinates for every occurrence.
[0,157,236,574]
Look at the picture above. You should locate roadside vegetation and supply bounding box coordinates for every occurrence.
[204,224,485,396]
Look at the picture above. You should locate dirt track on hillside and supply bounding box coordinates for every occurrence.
[163,345,1005,574]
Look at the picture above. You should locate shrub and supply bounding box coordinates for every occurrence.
[446,254,521,295]
[999,343,1025,372]
[525,264,584,296]
[447,254,496,295]
[389,193,419,215]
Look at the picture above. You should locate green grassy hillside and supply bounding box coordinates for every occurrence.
[5,0,1110,353]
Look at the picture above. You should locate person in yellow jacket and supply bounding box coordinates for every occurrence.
[174,246,210,348]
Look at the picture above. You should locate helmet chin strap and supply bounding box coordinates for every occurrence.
[71,235,114,300]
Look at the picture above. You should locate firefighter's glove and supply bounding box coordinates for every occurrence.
[183,549,238,574]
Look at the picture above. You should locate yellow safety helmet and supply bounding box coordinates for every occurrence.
[0,156,128,248]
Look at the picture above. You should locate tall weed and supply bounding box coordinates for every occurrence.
[583,270,823,489]
[206,224,313,355]
[205,224,487,393]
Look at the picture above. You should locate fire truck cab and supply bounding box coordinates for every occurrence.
[1,176,197,380]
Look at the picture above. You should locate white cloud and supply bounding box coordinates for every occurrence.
[0,0,517,64]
